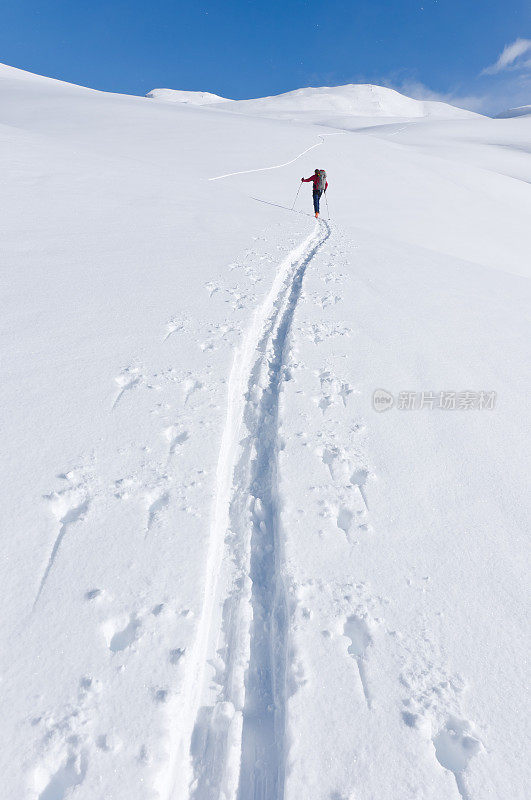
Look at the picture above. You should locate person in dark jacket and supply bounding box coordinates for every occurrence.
[301,169,328,217]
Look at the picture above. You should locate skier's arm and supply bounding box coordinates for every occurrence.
[325,181,328,191]
[301,176,313,182]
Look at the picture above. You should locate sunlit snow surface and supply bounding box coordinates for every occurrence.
[0,63,529,800]
[146,88,230,105]
[210,82,481,120]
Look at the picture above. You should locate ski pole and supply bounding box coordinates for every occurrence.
[291,182,302,211]
[324,190,330,220]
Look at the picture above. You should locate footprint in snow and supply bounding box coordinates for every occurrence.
[102,614,142,653]
[85,588,103,601]
[181,377,204,405]
[144,486,170,531]
[344,614,373,708]
[313,291,342,309]
[34,485,90,608]
[337,506,355,537]
[163,425,189,460]
[163,316,186,342]
[112,367,142,409]
[433,716,483,800]
[32,678,96,800]
[35,750,88,800]
[96,732,121,753]
[205,281,220,298]
[169,647,185,665]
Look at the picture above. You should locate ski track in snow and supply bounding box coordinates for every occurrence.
[208,134,344,181]
[166,220,331,800]
[235,219,330,800]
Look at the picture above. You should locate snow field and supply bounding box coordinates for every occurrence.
[275,222,528,800]
[0,64,529,800]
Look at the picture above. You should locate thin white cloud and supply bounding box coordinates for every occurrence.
[382,74,531,117]
[376,77,486,112]
[396,79,486,112]
[482,38,531,75]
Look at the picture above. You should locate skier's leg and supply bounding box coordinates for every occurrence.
[313,190,319,214]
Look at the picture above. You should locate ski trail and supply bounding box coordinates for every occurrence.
[164,220,330,800]
[208,134,344,181]
[236,220,330,800]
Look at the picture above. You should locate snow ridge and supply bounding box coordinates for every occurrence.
[168,220,330,800]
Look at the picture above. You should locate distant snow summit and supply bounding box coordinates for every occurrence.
[146,82,481,119]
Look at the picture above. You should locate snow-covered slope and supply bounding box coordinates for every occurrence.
[1,64,529,800]
[0,61,95,92]
[213,83,480,120]
[495,104,531,118]
[146,88,230,104]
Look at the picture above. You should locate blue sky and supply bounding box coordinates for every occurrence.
[1,0,530,113]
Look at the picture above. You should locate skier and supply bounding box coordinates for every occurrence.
[301,169,328,218]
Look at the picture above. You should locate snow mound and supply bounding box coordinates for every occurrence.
[495,104,531,118]
[146,88,230,104]
[214,84,480,119]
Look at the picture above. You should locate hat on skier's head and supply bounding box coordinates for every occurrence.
[314,168,320,173]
